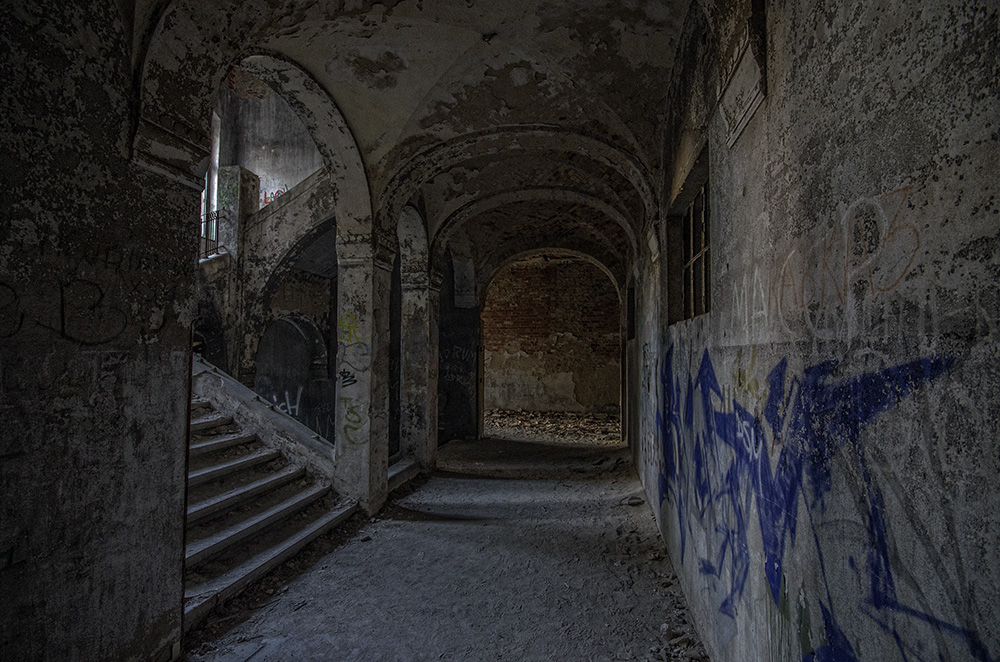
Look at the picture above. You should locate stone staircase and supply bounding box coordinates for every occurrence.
[183,397,358,632]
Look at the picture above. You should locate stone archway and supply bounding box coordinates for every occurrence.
[254,315,337,440]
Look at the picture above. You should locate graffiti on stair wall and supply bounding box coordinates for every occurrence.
[261,187,287,206]
[656,345,994,661]
[271,386,303,417]
[254,316,335,441]
[337,310,371,445]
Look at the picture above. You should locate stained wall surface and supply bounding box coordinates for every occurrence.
[1,3,194,659]
[256,271,338,439]
[482,257,621,413]
[3,1,998,660]
[635,2,1000,661]
[437,255,480,443]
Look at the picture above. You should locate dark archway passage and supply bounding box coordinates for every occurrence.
[389,251,403,460]
[254,316,337,440]
[437,251,481,444]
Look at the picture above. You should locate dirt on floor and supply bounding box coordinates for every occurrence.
[185,414,708,662]
[483,409,622,446]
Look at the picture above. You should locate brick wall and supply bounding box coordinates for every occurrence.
[482,256,621,412]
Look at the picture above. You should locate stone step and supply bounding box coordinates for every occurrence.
[189,431,258,458]
[183,499,359,633]
[185,484,330,570]
[187,466,306,526]
[190,413,233,433]
[389,456,421,494]
[188,449,281,488]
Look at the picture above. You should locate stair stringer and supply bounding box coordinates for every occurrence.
[191,355,341,490]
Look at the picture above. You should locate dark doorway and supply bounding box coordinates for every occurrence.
[389,252,402,460]
[254,316,336,440]
[437,252,480,444]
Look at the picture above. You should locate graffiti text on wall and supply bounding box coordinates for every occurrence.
[2,248,177,345]
[439,344,476,392]
[657,345,992,661]
[339,370,357,388]
[338,312,362,345]
[261,188,286,206]
[337,310,370,445]
[271,386,302,417]
[729,187,922,340]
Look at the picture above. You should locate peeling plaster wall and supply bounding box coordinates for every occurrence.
[482,257,621,413]
[638,2,1000,661]
[217,76,325,210]
[1,3,194,659]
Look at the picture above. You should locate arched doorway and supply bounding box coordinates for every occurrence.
[480,254,622,443]
[254,315,337,440]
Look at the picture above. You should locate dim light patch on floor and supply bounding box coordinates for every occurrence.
[185,434,707,662]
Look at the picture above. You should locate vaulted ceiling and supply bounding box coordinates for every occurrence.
[139,0,696,292]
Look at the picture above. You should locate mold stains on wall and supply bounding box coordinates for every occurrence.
[216,70,325,210]
[346,50,407,90]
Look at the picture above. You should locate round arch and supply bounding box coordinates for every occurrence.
[237,50,373,239]
[433,187,639,268]
[254,314,337,439]
[376,125,657,243]
[481,248,622,310]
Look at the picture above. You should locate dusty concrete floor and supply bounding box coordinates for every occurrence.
[186,415,708,661]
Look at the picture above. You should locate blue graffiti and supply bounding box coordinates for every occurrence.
[656,345,993,661]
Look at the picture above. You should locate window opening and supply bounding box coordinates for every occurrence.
[680,182,710,319]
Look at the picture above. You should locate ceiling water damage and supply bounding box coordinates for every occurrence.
[139,0,692,288]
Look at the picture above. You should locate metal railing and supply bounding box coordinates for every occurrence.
[200,210,221,259]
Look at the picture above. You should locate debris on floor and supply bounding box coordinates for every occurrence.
[484,409,622,446]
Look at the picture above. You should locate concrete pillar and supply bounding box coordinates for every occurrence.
[333,239,392,513]
[212,166,260,381]
[216,165,259,261]
[400,276,432,467]
[426,284,441,467]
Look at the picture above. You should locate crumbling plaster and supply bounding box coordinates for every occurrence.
[139,0,676,284]
[7,0,996,660]
[638,1,1000,661]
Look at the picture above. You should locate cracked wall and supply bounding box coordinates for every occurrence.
[1,3,195,659]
